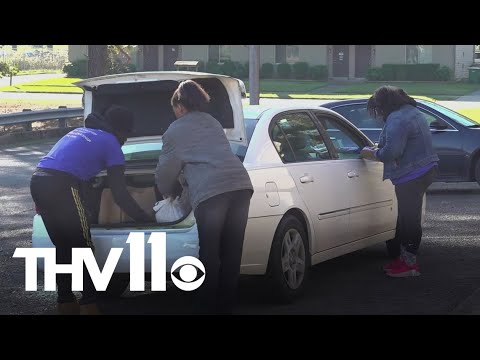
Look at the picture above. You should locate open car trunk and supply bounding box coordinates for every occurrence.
[74,72,247,228]
[75,71,247,146]
[87,171,192,229]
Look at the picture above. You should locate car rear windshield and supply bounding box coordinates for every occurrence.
[420,100,478,127]
[122,118,258,163]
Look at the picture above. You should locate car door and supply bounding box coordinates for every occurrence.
[313,111,397,241]
[270,111,352,253]
[417,105,465,180]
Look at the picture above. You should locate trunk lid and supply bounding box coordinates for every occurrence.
[75,71,247,146]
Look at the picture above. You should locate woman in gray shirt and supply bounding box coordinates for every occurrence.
[155,80,253,314]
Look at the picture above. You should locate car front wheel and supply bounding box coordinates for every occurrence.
[266,215,309,303]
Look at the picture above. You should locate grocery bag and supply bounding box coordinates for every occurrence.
[153,197,186,223]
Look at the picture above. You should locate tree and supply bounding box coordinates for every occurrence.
[142,45,159,71]
[87,45,108,77]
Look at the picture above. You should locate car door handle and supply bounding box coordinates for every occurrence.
[347,171,359,178]
[300,175,314,183]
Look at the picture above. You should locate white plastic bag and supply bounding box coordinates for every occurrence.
[153,197,185,223]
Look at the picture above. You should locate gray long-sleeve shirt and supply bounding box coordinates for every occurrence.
[155,111,253,211]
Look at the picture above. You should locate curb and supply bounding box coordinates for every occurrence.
[427,182,480,193]
[0,127,78,147]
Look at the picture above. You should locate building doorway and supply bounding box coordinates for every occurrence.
[355,45,371,78]
[163,45,180,70]
[332,45,349,77]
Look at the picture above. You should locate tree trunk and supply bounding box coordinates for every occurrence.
[87,45,108,77]
[142,45,159,71]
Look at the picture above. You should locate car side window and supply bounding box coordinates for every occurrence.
[418,108,453,129]
[271,112,331,163]
[315,114,366,160]
[331,104,383,129]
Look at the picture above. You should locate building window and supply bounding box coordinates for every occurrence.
[208,45,231,63]
[275,45,299,64]
[406,45,432,64]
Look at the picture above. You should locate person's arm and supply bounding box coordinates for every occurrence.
[155,131,183,198]
[375,113,409,163]
[107,165,154,223]
[103,135,154,223]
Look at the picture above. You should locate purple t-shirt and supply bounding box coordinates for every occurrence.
[391,162,437,185]
[37,128,125,181]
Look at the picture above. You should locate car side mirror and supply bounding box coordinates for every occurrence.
[430,121,448,130]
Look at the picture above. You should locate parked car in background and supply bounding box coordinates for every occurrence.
[321,99,480,185]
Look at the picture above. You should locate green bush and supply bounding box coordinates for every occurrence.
[107,60,136,75]
[380,63,442,81]
[292,62,310,80]
[234,62,248,79]
[381,64,396,81]
[277,63,291,79]
[206,61,222,74]
[260,63,274,79]
[0,62,18,78]
[310,65,328,80]
[0,62,9,77]
[196,60,205,72]
[221,60,237,76]
[366,67,384,81]
[435,66,453,81]
[63,59,87,78]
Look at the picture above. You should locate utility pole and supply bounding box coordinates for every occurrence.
[249,45,260,105]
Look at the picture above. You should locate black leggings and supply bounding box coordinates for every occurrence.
[30,171,97,305]
[389,166,437,257]
[194,189,252,314]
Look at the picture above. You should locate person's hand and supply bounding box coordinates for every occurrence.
[360,146,378,161]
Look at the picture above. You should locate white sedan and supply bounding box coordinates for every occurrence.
[32,72,398,302]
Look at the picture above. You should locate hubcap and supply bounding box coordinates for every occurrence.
[281,228,306,289]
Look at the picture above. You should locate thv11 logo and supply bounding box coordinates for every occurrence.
[13,232,206,292]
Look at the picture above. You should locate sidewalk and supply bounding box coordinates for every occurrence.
[427,182,480,193]
[0,73,65,88]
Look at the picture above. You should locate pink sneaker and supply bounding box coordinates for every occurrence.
[386,259,420,277]
[382,257,403,272]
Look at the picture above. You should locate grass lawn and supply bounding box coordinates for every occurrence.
[243,80,327,93]
[332,82,480,100]
[0,98,82,114]
[16,70,63,76]
[2,76,480,102]
[457,109,480,123]
[0,77,83,94]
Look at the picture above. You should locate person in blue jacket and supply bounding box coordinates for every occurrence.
[361,86,439,277]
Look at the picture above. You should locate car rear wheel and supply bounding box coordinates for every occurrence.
[266,215,310,303]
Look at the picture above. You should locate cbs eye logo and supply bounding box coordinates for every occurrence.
[170,256,206,291]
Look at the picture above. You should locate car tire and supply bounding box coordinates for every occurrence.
[98,273,130,298]
[266,214,310,304]
[475,159,480,186]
